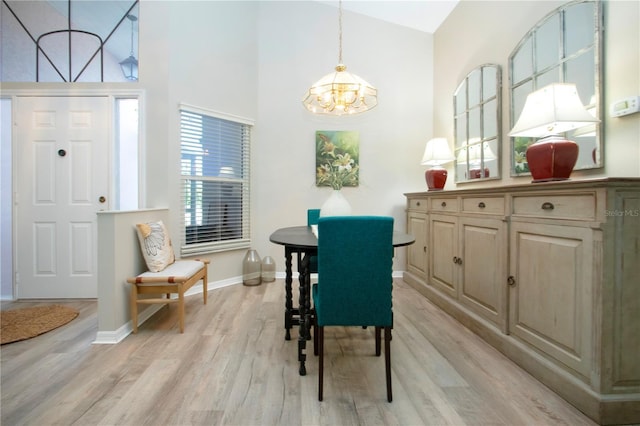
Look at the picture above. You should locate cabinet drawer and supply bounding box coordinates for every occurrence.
[462,196,505,215]
[512,194,596,220]
[430,197,458,213]
[408,198,428,212]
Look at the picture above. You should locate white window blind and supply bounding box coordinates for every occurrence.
[179,105,252,255]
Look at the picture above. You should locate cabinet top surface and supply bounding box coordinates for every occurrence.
[405,177,640,197]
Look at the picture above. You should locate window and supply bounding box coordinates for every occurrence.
[179,104,253,255]
[1,0,140,82]
[115,98,139,210]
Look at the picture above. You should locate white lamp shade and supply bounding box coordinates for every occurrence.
[469,143,496,164]
[509,83,599,137]
[421,138,454,166]
[457,140,496,165]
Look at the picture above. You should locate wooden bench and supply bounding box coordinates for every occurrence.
[127,259,209,333]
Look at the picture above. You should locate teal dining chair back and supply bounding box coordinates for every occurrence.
[307,209,320,226]
[312,215,394,402]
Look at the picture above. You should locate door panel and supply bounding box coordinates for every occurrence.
[429,214,457,298]
[407,212,427,278]
[16,96,109,298]
[459,217,508,331]
[509,222,593,378]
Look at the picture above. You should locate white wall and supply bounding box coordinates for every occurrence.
[253,1,434,269]
[142,1,261,281]
[433,0,640,190]
[10,1,637,288]
[94,0,433,277]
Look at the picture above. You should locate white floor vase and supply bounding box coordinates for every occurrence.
[320,190,352,217]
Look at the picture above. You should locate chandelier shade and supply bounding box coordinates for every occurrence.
[302,0,377,116]
[302,64,377,115]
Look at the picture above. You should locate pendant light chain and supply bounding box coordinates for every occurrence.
[338,0,343,64]
[129,15,135,56]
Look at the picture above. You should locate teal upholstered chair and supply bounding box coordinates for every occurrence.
[307,209,320,227]
[307,209,320,273]
[312,216,394,402]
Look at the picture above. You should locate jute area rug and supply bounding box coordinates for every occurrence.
[1,305,79,345]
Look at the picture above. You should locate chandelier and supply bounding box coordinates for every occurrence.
[302,0,378,115]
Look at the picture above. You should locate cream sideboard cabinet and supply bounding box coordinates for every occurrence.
[403,178,640,425]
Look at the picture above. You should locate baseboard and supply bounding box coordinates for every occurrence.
[93,303,163,344]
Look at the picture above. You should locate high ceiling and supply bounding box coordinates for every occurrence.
[317,0,459,34]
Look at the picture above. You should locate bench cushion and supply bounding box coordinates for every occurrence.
[133,260,204,285]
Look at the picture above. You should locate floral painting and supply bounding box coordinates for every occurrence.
[315,131,359,189]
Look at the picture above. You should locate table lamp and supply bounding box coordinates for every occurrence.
[421,138,454,190]
[509,83,599,182]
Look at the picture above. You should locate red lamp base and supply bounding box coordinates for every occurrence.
[525,136,579,183]
[425,167,448,191]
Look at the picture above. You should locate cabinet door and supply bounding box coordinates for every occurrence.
[509,222,593,378]
[429,214,458,298]
[459,217,508,332]
[407,212,428,280]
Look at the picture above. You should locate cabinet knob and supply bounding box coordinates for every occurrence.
[441,201,447,207]
[478,202,486,208]
[423,246,427,253]
[507,276,516,286]
[453,256,458,264]
[453,256,463,265]
[416,201,421,206]
[541,202,555,210]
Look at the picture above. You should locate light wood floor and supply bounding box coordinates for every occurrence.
[1,279,595,426]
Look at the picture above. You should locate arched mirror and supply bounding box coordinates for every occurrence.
[509,0,602,176]
[454,64,502,183]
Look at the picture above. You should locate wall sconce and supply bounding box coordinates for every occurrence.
[421,138,454,191]
[510,83,598,182]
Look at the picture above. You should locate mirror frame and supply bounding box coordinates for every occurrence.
[454,64,502,183]
[509,0,603,176]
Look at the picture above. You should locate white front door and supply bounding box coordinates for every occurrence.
[15,96,110,298]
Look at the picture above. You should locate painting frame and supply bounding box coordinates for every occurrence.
[315,130,360,189]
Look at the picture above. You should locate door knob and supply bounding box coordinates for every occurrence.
[99,196,106,203]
